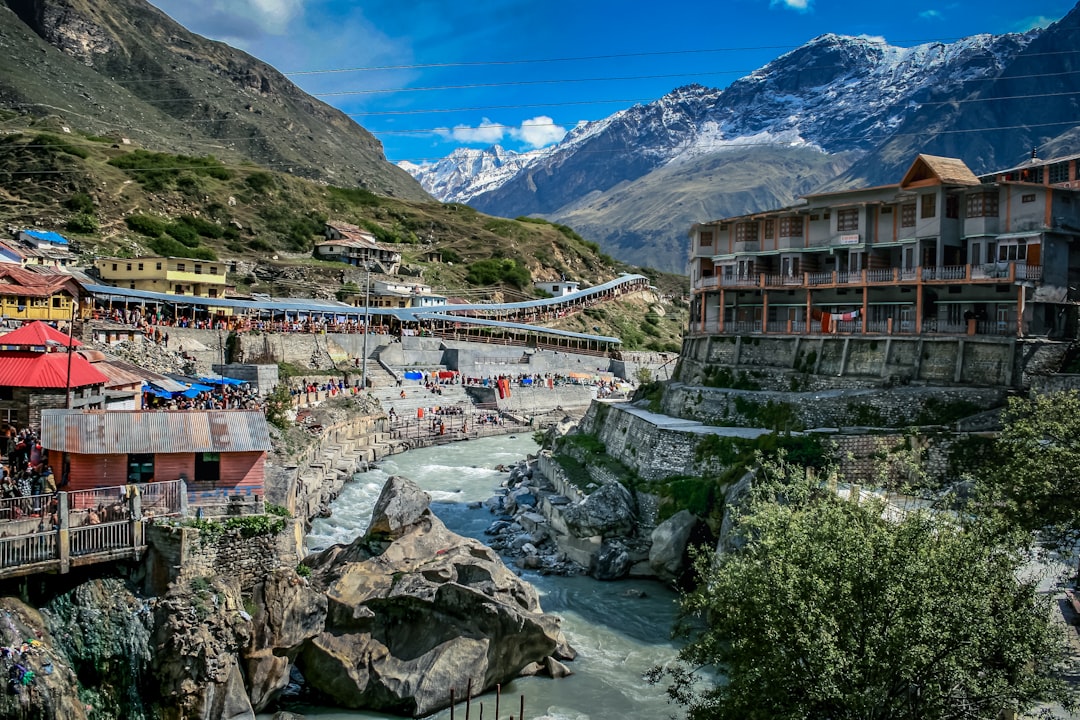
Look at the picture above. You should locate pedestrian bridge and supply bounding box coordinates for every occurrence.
[0,480,187,580]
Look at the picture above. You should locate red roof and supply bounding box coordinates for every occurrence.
[0,351,107,388]
[0,321,82,348]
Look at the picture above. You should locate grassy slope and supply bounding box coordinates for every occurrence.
[0,115,689,348]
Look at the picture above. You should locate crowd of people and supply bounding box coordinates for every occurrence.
[145,380,264,411]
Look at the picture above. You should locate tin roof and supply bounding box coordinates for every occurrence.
[0,351,108,388]
[0,321,82,348]
[40,409,273,455]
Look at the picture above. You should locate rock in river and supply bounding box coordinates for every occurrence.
[301,475,574,717]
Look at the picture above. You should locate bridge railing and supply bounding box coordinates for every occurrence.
[0,530,57,570]
[70,521,132,557]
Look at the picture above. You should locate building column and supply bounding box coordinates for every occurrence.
[862,285,868,334]
[718,289,725,333]
[915,277,924,335]
[806,289,813,334]
[762,291,769,334]
[699,293,705,333]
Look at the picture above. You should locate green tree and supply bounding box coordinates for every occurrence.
[652,458,1073,720]
[976,390,1080,543]
[264,383,293,431]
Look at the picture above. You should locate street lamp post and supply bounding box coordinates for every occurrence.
[361,263,371,391]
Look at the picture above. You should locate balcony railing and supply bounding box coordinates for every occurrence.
[867,269,894,283]
[921,265,966,281]
[808,271,833,286]
[720,275,758,288]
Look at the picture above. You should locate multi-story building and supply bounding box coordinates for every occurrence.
[688,153,1080,339]
[0,266,86,322]
[315,221,402,274]
[94,256,228,298]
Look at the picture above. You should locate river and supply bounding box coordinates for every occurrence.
[297,434,683,720]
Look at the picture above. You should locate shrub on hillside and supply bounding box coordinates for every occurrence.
[125,214,167,238]
[465,258,531,289]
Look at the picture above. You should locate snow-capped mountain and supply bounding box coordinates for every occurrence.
[399,145,549,204]
[401,9,1080,272]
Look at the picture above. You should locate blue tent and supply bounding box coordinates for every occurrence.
[404,371,423,380]
[198,376,245,386]
[21,229,69,245]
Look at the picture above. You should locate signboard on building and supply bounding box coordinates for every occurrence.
[839,234,861,245]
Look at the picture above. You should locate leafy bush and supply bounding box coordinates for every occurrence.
[66,213,99,234]
[165,221,201,247]
[147,236,217,260]
[125,213,167,237]
[245,172,275,194]
[465,258,531,289]
[264,383,293,430]
[439,248,462,264]
[32,133,89,159]
[64,192,95,214]
[108,149,232,190]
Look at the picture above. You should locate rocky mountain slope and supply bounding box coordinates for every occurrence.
[0,0,427,199]
[405,9,1080,272]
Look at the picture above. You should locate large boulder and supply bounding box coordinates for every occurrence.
[0,597,88,720]
[649,510,700,582]
[244,568,328,711]
[560,481,636,538]
[151,577,256,720]
[301,475,573,717]
[592,540,632,581]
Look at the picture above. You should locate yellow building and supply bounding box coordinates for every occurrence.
[0,266,87,322]
[94,257,228,298]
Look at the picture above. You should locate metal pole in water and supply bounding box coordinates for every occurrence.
[450,688,455,720]
[495,683,500,719]
[465,678,472,720]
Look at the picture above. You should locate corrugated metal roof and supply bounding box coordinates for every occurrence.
[40,409,273,455]
[411,313,621,344]
[0,351,108,388]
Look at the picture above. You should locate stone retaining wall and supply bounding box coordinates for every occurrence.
[659,383,1007,430]
[675,335,1067,390]
[144,520,303,595]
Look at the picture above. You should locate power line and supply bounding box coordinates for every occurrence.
[3,118,1080,175]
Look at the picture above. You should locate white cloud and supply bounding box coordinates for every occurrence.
[1013,15,1056,31]
[770,0,811,12]
[150,0,305,39]
[511,116,567,148]
[436,119,507,145]
[918,9,942,20]
[434,116,567,149]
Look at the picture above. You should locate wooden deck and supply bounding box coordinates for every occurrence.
[0,480,185,580]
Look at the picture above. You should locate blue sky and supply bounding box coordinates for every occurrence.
[148,0,1076,165]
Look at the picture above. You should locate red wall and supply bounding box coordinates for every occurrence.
[64,451,265,496]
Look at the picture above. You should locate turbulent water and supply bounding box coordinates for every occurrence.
[299,435,683,720]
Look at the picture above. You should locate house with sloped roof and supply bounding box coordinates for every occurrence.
[0,338,106,430]
[0,266,86,322]
[40,409,272,504]
[316,221,401,274]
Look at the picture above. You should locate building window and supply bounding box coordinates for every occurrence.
[966,192,999,218]
[128,454,155,484]
[177,263,186,272]
[1020,166,1044,184]
[156,262,162,270]
[763,219,775,237]
[921,194,936,219]
[1022,193,1036,203]
[901,204,916,227]
[837,209,859,232]
[882,206,893,214]
[699,231,713,247]
[778,217,803,237]
[998,239,1028,261]
[51,297,62,308]
[138,263,143,271]
[112,263,117,271]
[194,264,202,275]
[195,453,220,484]
[126,263,132,271]
[735,223,758,243]
[946,195,959,219]
[1049,162,1070,184]
[129,282,135,289]
[210,267,217,274]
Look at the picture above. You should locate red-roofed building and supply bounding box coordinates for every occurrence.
[0,266,86,323]
[0,320,82,350]
[0,349,106,430]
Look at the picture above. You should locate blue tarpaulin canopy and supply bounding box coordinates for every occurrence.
[403,371,423,380]
[198,376,246,386]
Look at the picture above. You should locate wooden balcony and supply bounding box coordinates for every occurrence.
[692,263,1041,292]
